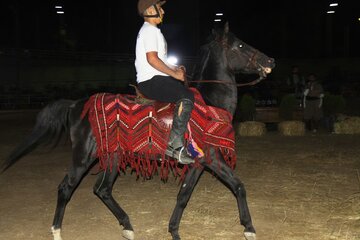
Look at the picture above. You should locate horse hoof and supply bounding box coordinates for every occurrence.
[122,229,135,240]
[244,231,256,240]
[51,226,63,240]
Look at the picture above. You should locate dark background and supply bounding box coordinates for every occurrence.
[1,0,359,58]
[0,0,359,116]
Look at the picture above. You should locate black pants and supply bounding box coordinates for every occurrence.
[138,75,194,103]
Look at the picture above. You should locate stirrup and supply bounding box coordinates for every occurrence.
[165,146,195,164]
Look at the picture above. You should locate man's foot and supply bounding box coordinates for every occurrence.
[165,146,195,164]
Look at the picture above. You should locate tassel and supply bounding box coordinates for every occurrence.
[187,138,205,158]
[186,123,204,158]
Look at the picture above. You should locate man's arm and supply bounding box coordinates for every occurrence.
[146,52,185,81]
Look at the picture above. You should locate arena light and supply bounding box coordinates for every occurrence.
[56,11,65,14]
[214,19,222,22]
[167,56,178,65]
[329,3,338,7]
[215,13,223,16]
[55,6,63,9]
[327,10,335,14]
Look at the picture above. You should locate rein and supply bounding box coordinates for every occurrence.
[186,75,264,87]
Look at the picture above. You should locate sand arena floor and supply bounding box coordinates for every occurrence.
[0,111,359,240]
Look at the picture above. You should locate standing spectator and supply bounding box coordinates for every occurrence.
[303,73,324,133]
[286,65,305,103]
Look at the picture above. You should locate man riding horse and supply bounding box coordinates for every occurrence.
[136,0,195,164]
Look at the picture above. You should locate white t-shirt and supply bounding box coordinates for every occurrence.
[135,22,168,83]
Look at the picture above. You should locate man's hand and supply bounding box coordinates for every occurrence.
[173,67,185,81]
[177,65,186,72]
[146,52,186,81]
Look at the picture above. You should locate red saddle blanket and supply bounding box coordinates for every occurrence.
[81,88,236,179]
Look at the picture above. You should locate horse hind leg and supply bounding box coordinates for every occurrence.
[51,133,97,240]
[51,159,97,240]
[93,163,134,240]
[205,148,256,240]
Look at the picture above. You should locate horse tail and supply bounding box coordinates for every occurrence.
[1,99,74,172]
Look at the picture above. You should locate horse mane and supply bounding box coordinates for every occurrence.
[191,44,211,81]
[190,24,237,81]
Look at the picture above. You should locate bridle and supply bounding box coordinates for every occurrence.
[187,39,264,87]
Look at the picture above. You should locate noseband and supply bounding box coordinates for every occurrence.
[245,50,259,70]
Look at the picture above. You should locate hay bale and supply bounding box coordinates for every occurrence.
[278,121,305,136]
[237,121,266,136]
[334,117,360,134]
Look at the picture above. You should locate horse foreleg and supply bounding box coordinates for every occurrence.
[93,164,134,240]
[168,167,204,240]
[206,148,256,240]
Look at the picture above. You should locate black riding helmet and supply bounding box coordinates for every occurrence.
[137,0,166,18]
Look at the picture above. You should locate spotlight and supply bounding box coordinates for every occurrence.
[167,56,178,65]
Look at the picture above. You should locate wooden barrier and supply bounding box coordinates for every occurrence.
[255,107,303,123]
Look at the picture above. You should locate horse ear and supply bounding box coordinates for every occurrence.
[221,22,229,43]
[224,22,229,34]
[212,28,216,36]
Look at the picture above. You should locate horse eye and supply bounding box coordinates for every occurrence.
[239,44,243,48]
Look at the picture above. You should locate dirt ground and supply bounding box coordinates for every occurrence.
[0,111,359,240]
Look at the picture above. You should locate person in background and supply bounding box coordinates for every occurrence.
[303,73,324,133]
[287,65,305,104]
[135,0,195,164]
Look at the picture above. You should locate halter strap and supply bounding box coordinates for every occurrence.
[246,50,258,69]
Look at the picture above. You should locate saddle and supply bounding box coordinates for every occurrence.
[129,84,173,116]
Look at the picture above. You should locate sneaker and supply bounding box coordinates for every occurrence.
[165,146,195,164]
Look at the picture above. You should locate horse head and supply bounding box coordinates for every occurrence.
[208,22,275,79]
[192,22,275,115]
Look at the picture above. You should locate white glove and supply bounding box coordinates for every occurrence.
[303,89,309,96]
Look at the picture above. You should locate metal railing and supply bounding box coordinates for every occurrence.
[0,94,50,110]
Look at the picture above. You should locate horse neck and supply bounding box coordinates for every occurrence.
[194,58,238,115]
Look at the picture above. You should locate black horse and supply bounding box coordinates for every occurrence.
[1,22,274,240]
